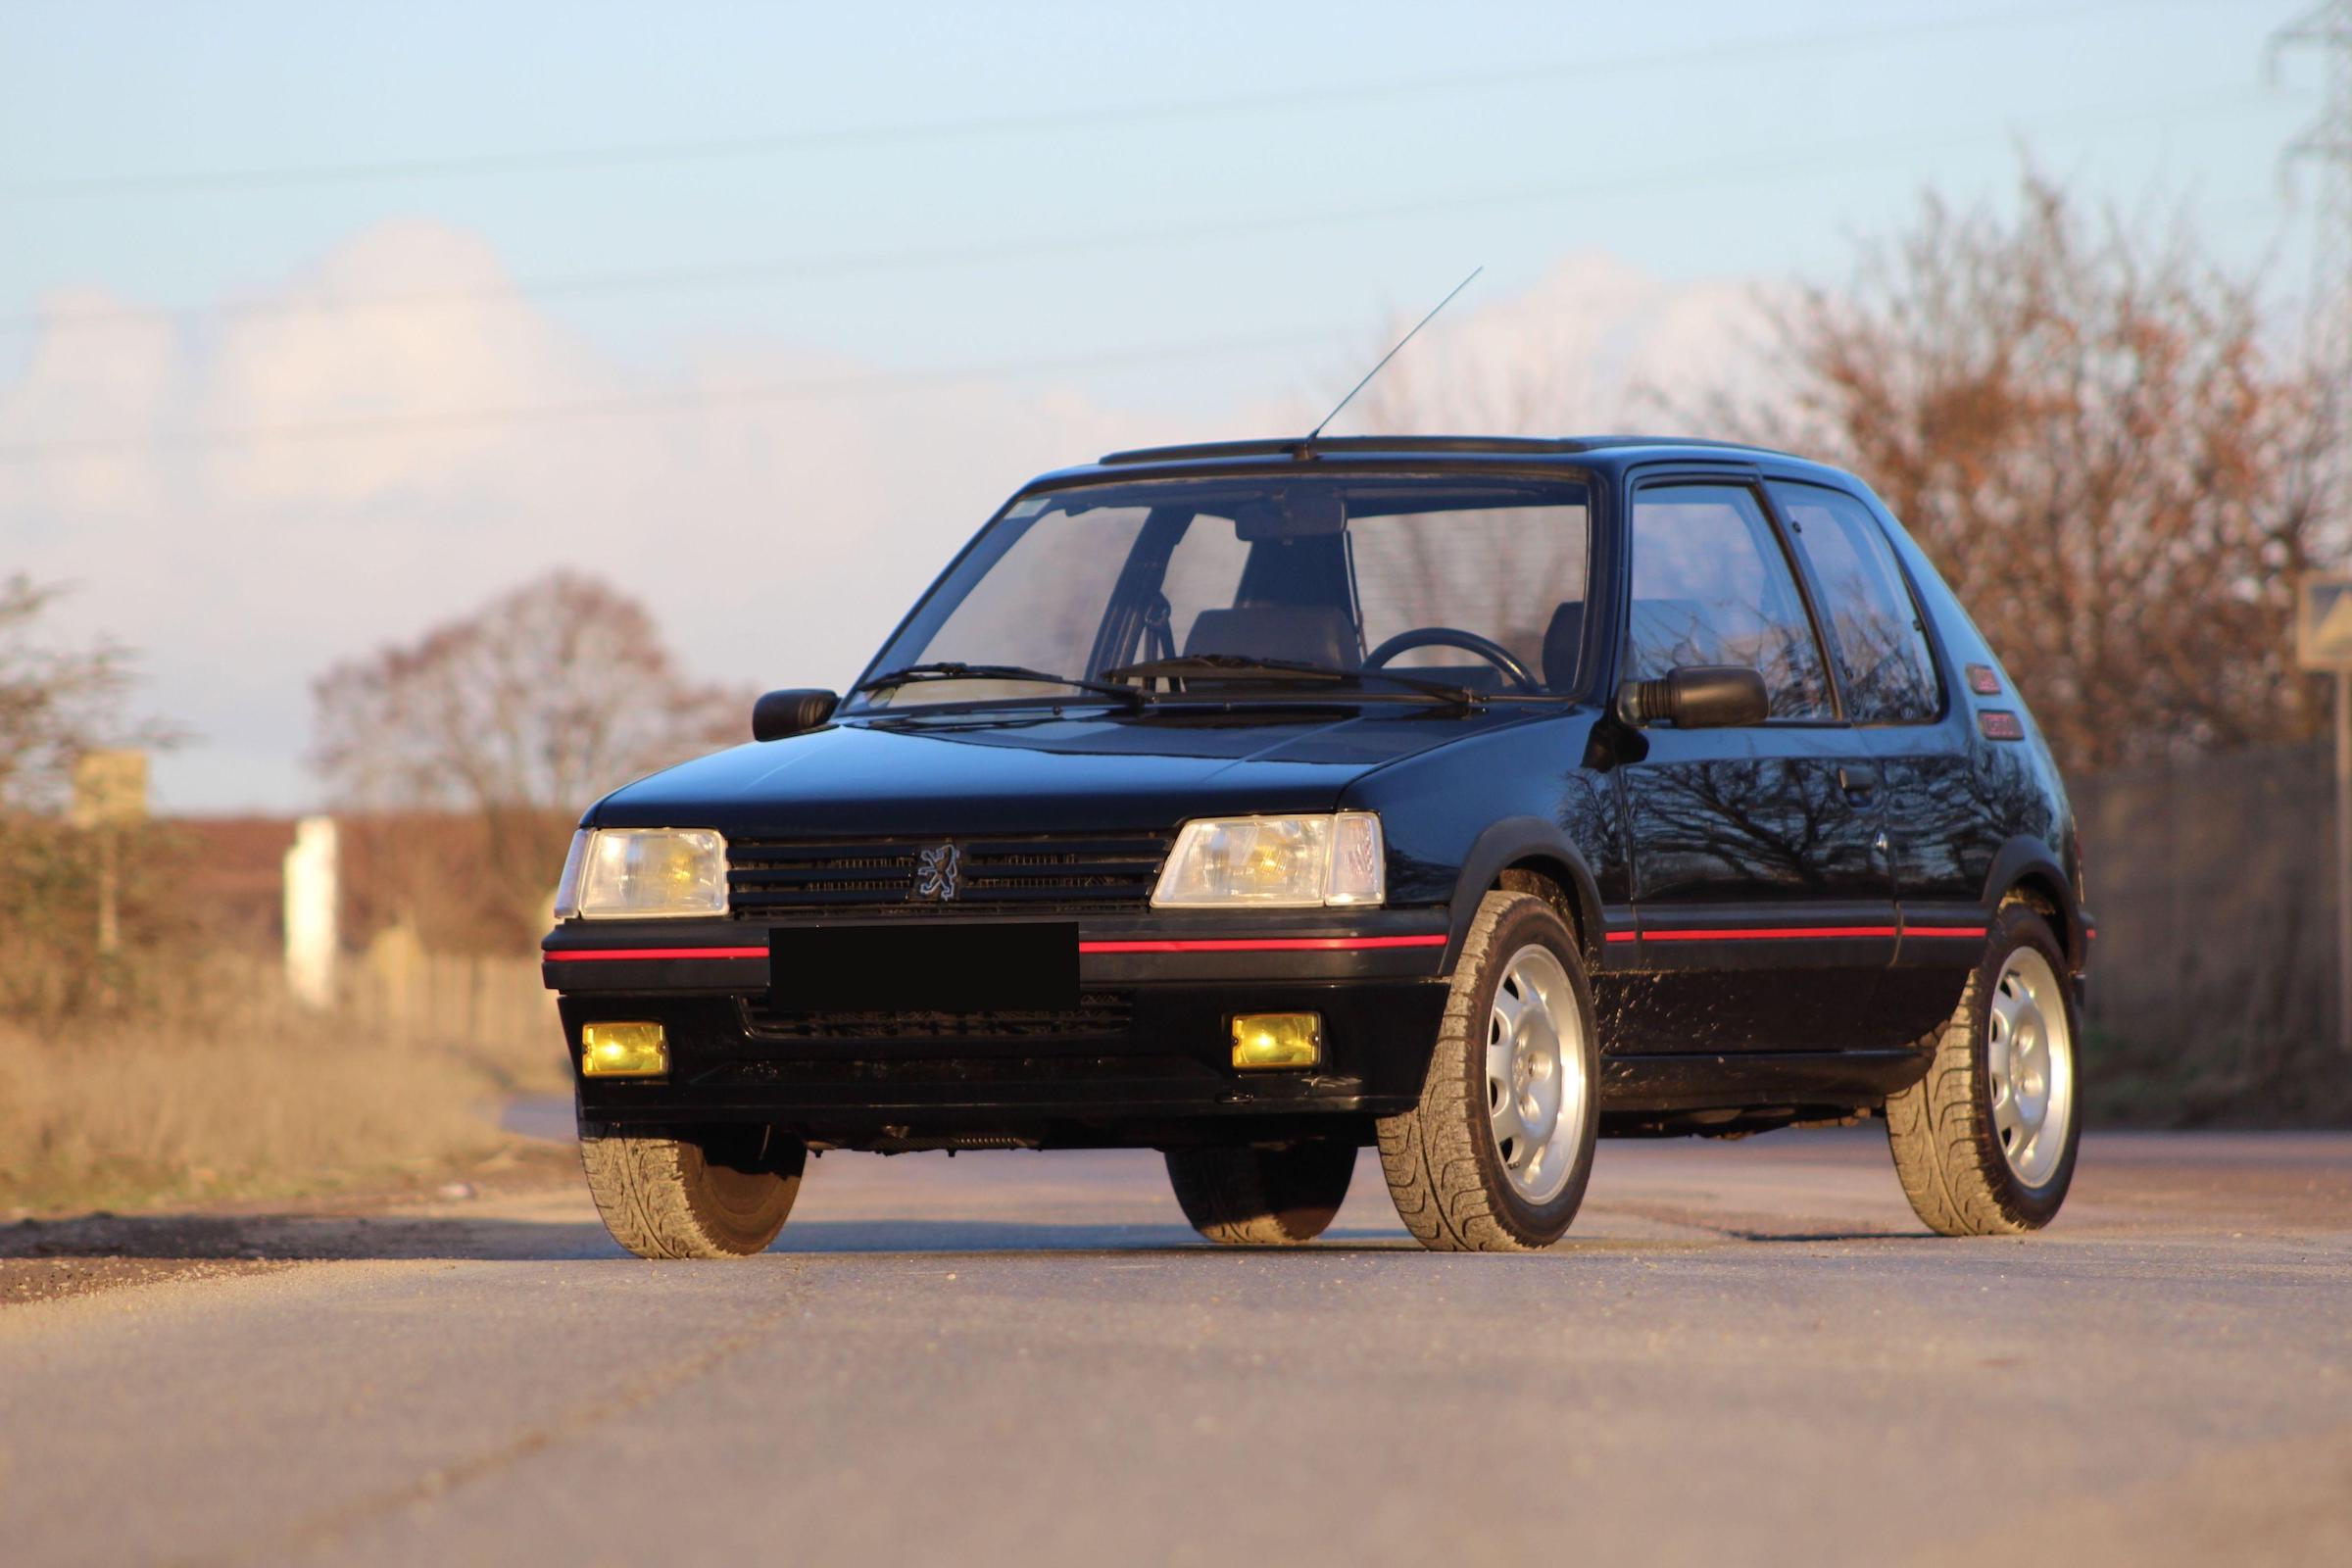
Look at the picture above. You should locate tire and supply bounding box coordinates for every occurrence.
[1376,890,1599,1252]
[1164,1141,1357,1245]
[1885,903,2082,1236]
[577,1109,807,1259]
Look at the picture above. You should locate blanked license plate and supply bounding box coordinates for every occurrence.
[768,921,1080,1012]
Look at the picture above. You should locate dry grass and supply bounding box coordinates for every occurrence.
[0,971,570,1216]
[2090,1026,2352,1129]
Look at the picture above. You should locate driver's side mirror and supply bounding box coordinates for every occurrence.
[1616,666,1769,729]
[753,688,839,742]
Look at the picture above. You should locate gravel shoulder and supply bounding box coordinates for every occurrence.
[0,1141,579,1308]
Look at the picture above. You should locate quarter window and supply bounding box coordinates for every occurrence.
[1770,482,1941,724]
[1626,483,1833,719]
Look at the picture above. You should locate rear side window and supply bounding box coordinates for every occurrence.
[1770,482,1941,724]
[1626,483,1832,719]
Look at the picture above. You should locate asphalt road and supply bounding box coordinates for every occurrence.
[3,1122,2347,1568]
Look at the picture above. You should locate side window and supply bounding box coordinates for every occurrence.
[1626,483,1832,720]
[1769,482,1941,724]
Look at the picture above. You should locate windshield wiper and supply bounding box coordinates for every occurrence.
[854,661,1148,710]
[1101,654,1484,709]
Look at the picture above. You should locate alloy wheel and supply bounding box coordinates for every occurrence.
[1484,944,1589,1204]
[1985,945,2075,1188]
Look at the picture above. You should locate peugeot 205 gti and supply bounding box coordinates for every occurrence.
[544,435,2091,1256]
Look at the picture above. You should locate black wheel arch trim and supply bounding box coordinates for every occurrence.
[1445,816,1607,971]
[1979,835,2087,972]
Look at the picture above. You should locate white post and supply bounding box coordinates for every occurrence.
[283,816,340,1009]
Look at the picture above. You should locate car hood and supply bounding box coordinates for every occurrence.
[590,706,1545,836]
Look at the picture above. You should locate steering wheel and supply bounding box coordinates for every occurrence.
[1363,627,1539,693]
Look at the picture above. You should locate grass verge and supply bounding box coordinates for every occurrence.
[0,1002,571,1217]
[2088,1026,2352,1128]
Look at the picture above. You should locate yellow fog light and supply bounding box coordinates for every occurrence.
[1231,1012,1321,1070]
[580,1021,668,1078]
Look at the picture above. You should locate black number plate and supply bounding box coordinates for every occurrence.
[769,922,1080,1012]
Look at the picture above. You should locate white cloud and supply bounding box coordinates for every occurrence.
[0,227,1768,812]
[1342,252,1777,436]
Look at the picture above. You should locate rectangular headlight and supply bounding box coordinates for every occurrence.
[558,828,728,920]
[1151,813,1385,908]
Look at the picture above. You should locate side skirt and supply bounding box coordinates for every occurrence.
[1599,1048,1930,1118]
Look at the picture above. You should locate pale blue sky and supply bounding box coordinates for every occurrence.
[0,0,2328,401]
[0,0,2337,811]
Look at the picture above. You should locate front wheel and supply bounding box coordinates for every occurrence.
[1885,904,2082,1236]
[577,1110,807,1259]
[1164,1141,1357,1245]
[1376,891,1599,1251]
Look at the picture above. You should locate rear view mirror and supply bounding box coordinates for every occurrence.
[1616,666,1769,729]
[1235,489,1346,541]
[753,688,839,742]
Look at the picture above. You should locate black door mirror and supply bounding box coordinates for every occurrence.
[752,688,839,742]
[1617,665,1769,729]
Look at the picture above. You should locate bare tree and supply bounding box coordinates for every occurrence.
[0,574,141,811]
[314,572,751,946]
[0,576,182,1015]
[1707,171,2340,772]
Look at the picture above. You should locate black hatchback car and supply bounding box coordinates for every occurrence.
[545,435,2090,1256]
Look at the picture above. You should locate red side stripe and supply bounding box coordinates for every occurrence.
[1078,934,1447,955]
[1606,924,1987,945]
[545,947,768,962]
[1641,925,1900,942]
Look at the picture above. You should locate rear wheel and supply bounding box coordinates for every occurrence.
[1376,890,1598,1252]
[1164,1141,1357,1245]
[577,1109,806,1259]
[1885,904,2081,1236]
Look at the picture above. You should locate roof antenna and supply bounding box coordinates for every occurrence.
[1306,265,1483,442]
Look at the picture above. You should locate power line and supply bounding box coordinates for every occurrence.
[0,0,2232,200]
[2,83,2276,339]
[0,326,1354,462]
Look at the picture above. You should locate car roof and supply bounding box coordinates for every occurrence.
[1020,434,1862,490]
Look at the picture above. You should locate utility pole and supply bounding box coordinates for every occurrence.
[2278,2,2352,1053]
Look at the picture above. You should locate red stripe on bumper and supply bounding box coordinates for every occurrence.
[1077,934,1447,955]
[1905,926,1988,939]
[548,935,1450,961]
[545,947,768,962]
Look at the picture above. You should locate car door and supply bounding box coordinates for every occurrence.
[1770,479,1986,1044]
[1611,475,1895,1053]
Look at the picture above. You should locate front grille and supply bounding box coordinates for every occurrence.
[739,992,1133,1042]
[727,831,1169,918]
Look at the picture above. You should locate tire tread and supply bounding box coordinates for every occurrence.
[577,1122,800,1259]
[1885,902,2077,1237]
[1375,891,1592,1252]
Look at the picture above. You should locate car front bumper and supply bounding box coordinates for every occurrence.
[544,911,1453,1150]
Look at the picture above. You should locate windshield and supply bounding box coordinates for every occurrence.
[854,474,1592,709]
